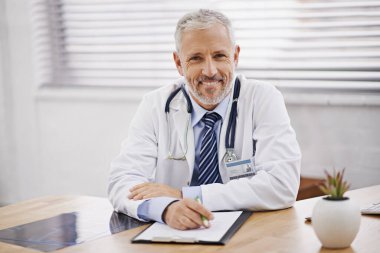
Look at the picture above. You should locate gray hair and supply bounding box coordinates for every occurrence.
[174,9,235,52]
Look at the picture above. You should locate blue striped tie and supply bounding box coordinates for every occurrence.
[198,112,222,185]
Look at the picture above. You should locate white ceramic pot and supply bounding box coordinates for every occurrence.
[312,197,361,249]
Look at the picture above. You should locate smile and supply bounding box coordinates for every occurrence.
[202,81,221,86]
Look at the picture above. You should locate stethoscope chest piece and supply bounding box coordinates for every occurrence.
[223,148,238,163]
[223,78,241,164]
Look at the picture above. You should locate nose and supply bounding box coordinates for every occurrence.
[201,57,218,77]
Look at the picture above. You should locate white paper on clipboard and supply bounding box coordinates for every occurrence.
[134,211,243,243]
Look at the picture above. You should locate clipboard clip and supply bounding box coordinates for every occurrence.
[152,236,198,243]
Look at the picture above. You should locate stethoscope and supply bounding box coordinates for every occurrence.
[165,78,241,162]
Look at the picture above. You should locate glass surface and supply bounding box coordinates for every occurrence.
[0,211,148,252]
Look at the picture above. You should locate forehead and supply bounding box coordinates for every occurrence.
[179,23,233,55]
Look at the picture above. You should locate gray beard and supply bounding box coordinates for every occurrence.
[185,78,234,107]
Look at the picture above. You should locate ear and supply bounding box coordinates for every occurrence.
[173,51,184,76]
[233,45,240,67]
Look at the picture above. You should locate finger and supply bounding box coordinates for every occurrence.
[132,192,154,200]
[129,189,149,199]
[130,182,150,191]
[143,192,164,199]
[137,187,180,199]
[164,201,198,230]
[128,192,137,199]
[173,201,205,228]
[180,206,204,226]
[185,199,214,220]
[172,223,187,231]
[178,215,200,230]
[129,185,155,198]
[133,186,165,200]
[128,188,144,199]
[143,188,180,199]
[132,190,151,200]
[132,194,144,200]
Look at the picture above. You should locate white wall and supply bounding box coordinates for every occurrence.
[34,91,143,197]
[1,0,380,205]
[0,0,7,193]
[0,0,40,205]
[286,99,380,188]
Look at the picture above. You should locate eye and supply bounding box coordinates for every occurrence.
[189,56,202,62]
[214,53,227,59]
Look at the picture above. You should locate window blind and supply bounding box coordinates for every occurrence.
[32,0,380,89]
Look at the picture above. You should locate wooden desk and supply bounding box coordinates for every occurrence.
[0,185,379,253]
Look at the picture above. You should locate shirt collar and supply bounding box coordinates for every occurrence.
[185,85,231,127]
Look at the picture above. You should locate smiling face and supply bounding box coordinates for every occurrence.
[173,23,240,110]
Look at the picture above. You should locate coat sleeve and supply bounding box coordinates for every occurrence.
[201,84,302,211]
[108,93,159,220]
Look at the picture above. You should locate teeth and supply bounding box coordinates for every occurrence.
[202,81,219,86]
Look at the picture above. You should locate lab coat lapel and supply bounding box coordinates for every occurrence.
[170,96,195,175]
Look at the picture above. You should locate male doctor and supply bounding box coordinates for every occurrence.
[108,9,301,230]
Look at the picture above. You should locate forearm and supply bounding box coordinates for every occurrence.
[108,161,153,220]
[201,158,301,211]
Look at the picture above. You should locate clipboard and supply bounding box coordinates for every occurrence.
[131,211,252,245]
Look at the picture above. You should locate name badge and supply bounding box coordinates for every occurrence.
[225,157,256,181]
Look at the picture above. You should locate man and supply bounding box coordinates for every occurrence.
[108,9,301,230]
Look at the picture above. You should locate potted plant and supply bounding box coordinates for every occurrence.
[311,169,361,249]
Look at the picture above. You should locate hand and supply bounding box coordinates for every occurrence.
[128,182,181,200]
[163,198,214,230]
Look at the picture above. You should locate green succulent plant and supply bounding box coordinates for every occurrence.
[319,169,350,199]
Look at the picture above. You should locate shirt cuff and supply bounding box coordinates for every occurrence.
[137,197,178,223]
[182,186,202,201]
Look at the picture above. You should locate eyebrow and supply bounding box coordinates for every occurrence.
[185,53,202,60]
[186,50,229,59]
[213,50,229,54]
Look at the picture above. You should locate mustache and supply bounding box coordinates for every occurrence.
[197,75,224,83]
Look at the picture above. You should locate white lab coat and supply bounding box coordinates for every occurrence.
[108,74,301,220]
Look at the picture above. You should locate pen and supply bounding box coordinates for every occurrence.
[195,196,209,227]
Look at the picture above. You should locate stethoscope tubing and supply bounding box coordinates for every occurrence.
[165,78,241,160]
[225,78,241,150]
